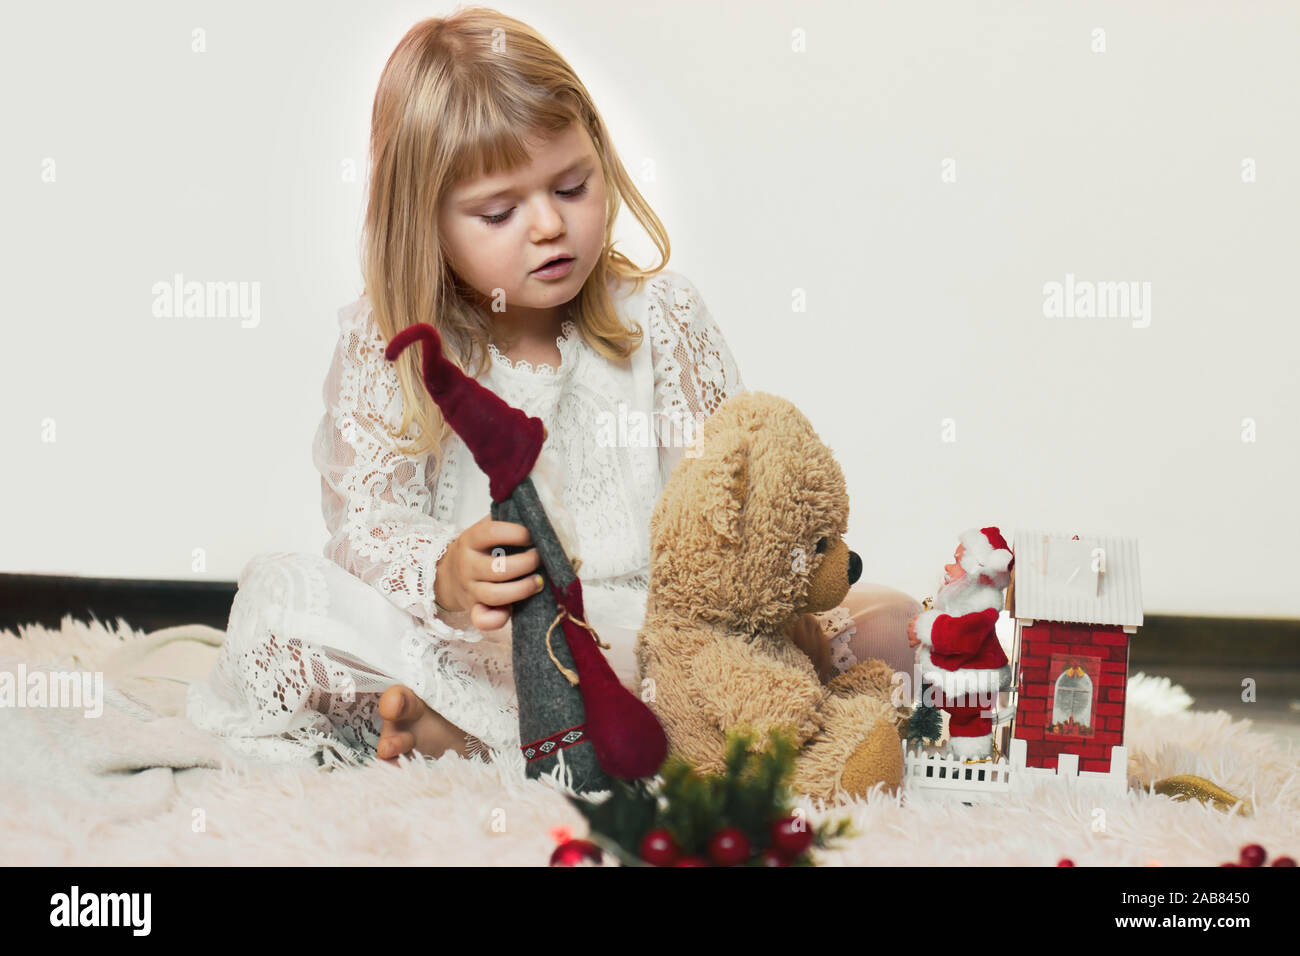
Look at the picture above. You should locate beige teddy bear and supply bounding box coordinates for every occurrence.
[636,391,906,800]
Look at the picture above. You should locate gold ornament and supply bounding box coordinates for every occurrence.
[1150,775,1252,816]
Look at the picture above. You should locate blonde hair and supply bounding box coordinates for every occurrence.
[361,6,671,467]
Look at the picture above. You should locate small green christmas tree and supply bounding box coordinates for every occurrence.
[906,681,944,748]
[565,728,853,866]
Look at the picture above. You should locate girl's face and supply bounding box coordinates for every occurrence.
[438,121,608,331]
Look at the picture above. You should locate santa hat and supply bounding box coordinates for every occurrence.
[958,526,1015,582]
[384,324,546,502]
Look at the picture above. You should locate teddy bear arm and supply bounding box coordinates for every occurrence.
[827,657,898,700]
[690,640,824,746]
[826,660,914,738]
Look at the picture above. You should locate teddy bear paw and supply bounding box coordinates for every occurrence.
[839,720,904,798]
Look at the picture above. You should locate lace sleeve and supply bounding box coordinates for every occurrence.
[312,307,485,643]
[650,271,746,487]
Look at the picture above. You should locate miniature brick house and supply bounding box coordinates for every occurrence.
[1006,530,1143,777]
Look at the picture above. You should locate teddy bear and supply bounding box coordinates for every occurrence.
[635,390,908,800]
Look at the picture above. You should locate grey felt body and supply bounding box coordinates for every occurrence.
[492,475,611,792]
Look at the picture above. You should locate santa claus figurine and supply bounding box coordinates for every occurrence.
[907,527,1014,762]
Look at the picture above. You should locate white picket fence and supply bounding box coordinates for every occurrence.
[902,737,1128,804]
[902,748,1013,804]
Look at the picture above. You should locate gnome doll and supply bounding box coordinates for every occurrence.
[385,324,668,792]
[907,527,1014,761]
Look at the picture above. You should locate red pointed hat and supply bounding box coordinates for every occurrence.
[385,324,546,502]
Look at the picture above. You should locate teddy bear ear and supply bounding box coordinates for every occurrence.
[705,441,747,547]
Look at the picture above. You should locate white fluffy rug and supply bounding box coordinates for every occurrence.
[1,616,1296,866]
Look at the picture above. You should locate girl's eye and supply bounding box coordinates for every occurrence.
[479,179,590,227]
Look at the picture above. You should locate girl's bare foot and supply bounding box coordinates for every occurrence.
[376,684,472,763]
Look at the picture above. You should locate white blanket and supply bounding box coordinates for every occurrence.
[1,617,1296,866]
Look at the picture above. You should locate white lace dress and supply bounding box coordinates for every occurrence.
[184,269,745,772]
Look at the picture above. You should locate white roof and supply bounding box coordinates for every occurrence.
[1009,529,1143,628]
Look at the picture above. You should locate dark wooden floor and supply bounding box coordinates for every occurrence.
[1149,665,1300,746]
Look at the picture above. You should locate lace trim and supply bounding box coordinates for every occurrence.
[646,274,745,448]
[486,319,580,377]
[432,436,460,525]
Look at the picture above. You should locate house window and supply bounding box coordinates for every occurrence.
[1047,653,1101,737]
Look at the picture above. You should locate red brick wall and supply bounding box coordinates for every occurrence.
[1013,621,1128,772]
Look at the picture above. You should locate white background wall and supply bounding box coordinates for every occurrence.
[3,1,1296,618]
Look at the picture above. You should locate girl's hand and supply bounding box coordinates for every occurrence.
[434,514,546,632]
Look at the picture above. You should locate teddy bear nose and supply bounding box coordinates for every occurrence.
[847,550,862,585]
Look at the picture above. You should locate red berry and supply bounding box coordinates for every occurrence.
[548,839,602,867]
[1239,844,1268,867]
[1220,862,1238,867]
[1273,856,1297,867]
[1057,858,1075,867]
[639,828,680,867]
[708,827,752,866]
[759,848,788,867]
[770,815,813,858]
[673,855,711,867]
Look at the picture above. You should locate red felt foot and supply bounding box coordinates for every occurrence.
[555,580,668,779]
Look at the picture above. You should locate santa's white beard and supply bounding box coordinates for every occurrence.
[934,573,1003,616]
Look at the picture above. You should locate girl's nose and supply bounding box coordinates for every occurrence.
[528,197,565,240]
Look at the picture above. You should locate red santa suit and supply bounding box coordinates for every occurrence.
[912,527,1014,760]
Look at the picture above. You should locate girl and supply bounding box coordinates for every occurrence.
[185,7,920,775]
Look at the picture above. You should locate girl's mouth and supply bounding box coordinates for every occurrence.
[532,256,575,278]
